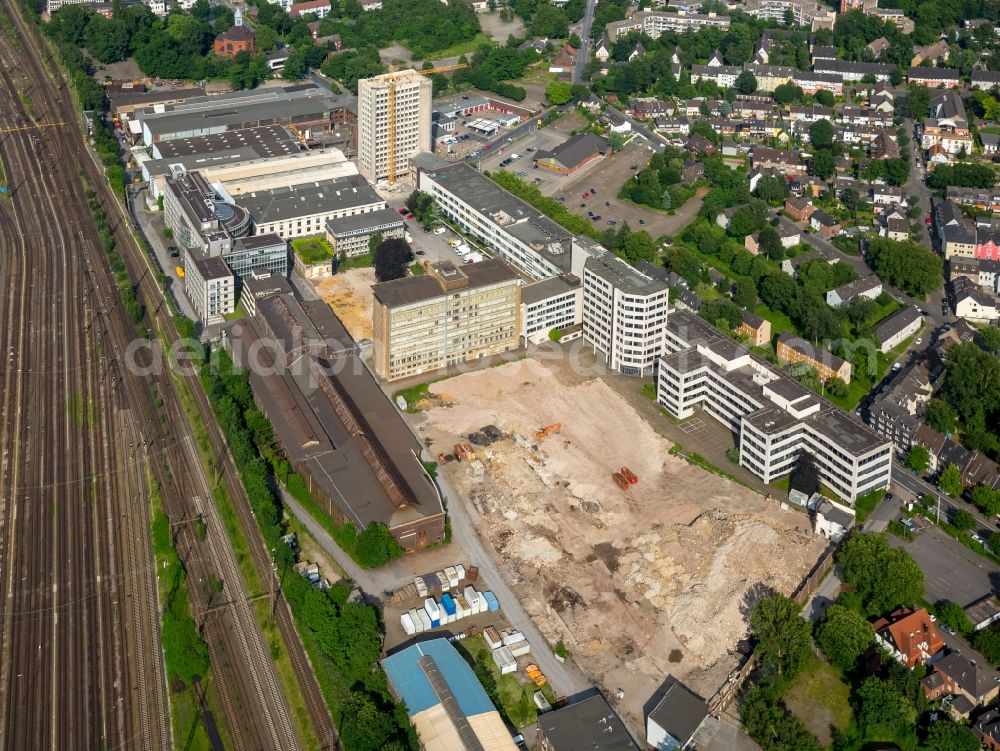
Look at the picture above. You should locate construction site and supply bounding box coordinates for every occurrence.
[411,357,827,729]
[312,267,375,341]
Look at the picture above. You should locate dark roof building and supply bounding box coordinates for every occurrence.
[536,693,640,751]
[533,133,609,174]
[645,679,709,751]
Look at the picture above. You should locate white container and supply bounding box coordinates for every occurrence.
[401,612,416,636]
[455,564,466,580]
[463,586,478,606]
[444,566,459,588]
[455,595,470,618]
[492,646,517,675]
[436,571,450,591]
[414,576,428,598]
[483,626,503,650]
[502,630,525,648]
[417,609,432,631]
[408,609,423,633]
[425,598,441,621]
[509,642,531,658]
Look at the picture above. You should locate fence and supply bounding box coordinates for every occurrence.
[706,543,839,716]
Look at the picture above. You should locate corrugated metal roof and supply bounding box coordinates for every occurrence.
[382,639,496,718]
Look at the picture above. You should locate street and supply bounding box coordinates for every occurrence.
[892,464,998,542]
[573,0,597,84]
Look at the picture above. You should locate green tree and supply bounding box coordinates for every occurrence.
[926,398,959,434]
[978,327,1000,354]
[815,604,874,670]
[989,532,1000,557]
[811,148,835,180]
[545,79,572,104]
[808,118,833,149]
[732,277,757,309]
[735,70,757,94]
[837,532,924,616]
[758,225,784,260]
[904,444,931,474]
[841,187,861,214]
[754,175,789,205]
[825,376,848,398]
[925,719,980,751]
[856,677,918,738]
[907,83,931,120]
[83,15,131,64]
[866,237,943,296]
[374,237,412,281]
[773,81,803,105]
[749,594,813,678]
[971,484,1000,516]
[935,600,973,637]
[953,509,975,531]
[939,463,964,497]
[815,89,835,107]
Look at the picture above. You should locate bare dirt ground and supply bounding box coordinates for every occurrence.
[379,43,413,67]
[313,268,375,341]
[415,357,825,728]
[479,11,526,42]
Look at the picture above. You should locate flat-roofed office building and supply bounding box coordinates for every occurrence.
[372,259,521,381]
[358,70,432,183]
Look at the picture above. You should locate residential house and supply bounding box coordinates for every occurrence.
[594,33,610,62]
[736,310,771,346]
[787,105,834,123]
[826,275,883,308]
[952,277,1000,322]
[812,59,895,82]
[873,608,945,668]
[645,679,709,751]
[883,215,909,241]
[685,132,716,155]
[681,161,704,183]
[868,36,890,58]
[537,693,641,750]
[867,362,935,451]
[875,305,923,353]
[870,130,900,159]
[716,206,739,231]
[923,652,1000,718]
[784,195,814,221]
[811,44,837,64]
[776,332,852,383]
[872,185,904,206]
[752,146,804,176]
[911,40,950,67]
[982,132,1000,155]
[814,498,855,542]
[908,67,960,88]
[810,210,842,239]
[973,708,1000,751]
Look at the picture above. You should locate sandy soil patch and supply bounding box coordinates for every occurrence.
[479,12,526,41]
[417,358,825,727]
[313,268,375,341]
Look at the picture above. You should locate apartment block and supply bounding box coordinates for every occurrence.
[185,252,235,324]
[418,162,572,280]
[521,274,583,345]
[776,332,852,384]
[372,259,522,381]
[581,250,669,376]
[358,70,432,184]
[606,10,730,41]
[657,311,892,501]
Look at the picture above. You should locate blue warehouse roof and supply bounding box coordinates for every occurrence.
[382,638,495,718]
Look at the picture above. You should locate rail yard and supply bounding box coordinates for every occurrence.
[0,4,336,749]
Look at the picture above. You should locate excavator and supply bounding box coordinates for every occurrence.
[534,423,561,440]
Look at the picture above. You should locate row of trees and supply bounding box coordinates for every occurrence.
[618,146,697,211]
[865,237,943,297]
[199,348,415,748]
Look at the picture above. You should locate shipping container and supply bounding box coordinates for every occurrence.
[455,563,466,580]
[423,572,440,592]
[444,566,459,588]
[400,612,416,636]
[502,629,526,648]
[414,576,428,598]
[417,609,432,631]
[534,692,552,712]
[441,593,457,616]
[492,646,517,675]
[436,571,450,591]
[484,591,500,612]
[483,626,503,650]
[408,609,424,633]
[425,598,441,627]
[509,642,531,658]
[463,586,479,607]
[454,595,471,619]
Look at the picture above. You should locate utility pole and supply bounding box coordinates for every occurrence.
[269,547,278,619]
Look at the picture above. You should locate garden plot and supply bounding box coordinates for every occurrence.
[415,357,825,729]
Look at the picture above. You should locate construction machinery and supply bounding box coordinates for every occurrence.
[383,63,468,184]
[534,423,561,440]
[620,467,638,485]
[454,443,476,462]
[612,472,629,491]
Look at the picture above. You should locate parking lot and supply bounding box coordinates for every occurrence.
[890,525,999,608]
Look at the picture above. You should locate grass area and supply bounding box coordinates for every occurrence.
[515,67,554,86]
[783,655,852,746]
[853,489,885,524]
[457,635,556,727]
[223,305,246,321]
[340,251,374,271]
[770,475,841,502]
[418,32,492,61]
[66,393,97,429]
[291,237,333,266]
[752,303,795,338]
[409,261,425,276]
[393,382,430,412]
[694,282,720,300]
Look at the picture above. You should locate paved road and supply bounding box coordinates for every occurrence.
[892,465,998,541]
[573,0,598,84]
[435,468,593,696]
[281,470,594,696]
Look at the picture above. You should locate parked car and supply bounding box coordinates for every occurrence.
[590,187,597,195]
[415,250,425,255]
[607,219,617,225]
[398,207,408,214]
[638,219,645,225]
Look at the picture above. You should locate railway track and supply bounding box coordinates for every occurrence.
[0,2,339,749]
